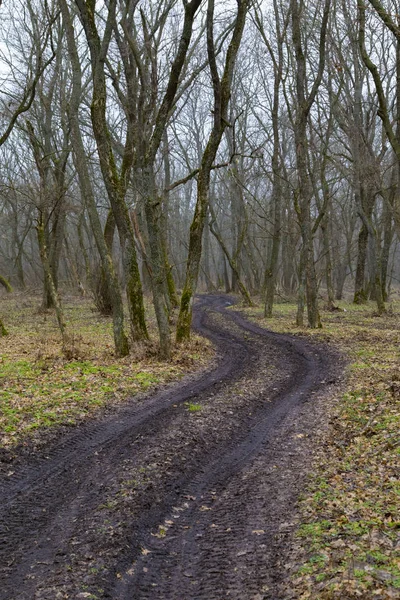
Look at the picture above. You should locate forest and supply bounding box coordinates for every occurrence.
[1,0,400,354]
[0,1,400,599]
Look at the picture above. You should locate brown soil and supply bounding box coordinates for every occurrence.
[0,294,343,599]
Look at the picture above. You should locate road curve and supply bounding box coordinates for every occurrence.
[0,294,340,600]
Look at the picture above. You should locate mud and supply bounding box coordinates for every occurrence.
[0,295,342,599]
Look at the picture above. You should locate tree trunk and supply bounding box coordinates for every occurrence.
[0,275,12,293]
[335,262,347,301]
[60,0,129,357]
[354,223,369,303]
[257,0,284,317]
[162,132,179,308]
[381,196,393,302]
[291,0,330,328]
[203,218,213,291]
[360,210,386,314]
[142,165,171,359]
[223,255,231,293]
[296,244,306,326]
[321,216,335,307]
[0,317,8,337]
[11,209,26,289]
[209,206,253,306]
[94,211,115,316]
[77,213,91,284]
[37,220,68,343]
[177,0,250,341]
[75,0,148,344]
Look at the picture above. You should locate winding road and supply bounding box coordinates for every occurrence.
[0,295,340,599]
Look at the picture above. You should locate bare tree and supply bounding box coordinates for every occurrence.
[177,0,251,341]
[0,0,57,146]
[290,0,331,328]
[254,0,289,317]
[60,0,130,357]
[75,0,148,345]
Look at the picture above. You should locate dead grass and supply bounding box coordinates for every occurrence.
[241,298,400,599]
[0,291,213,448]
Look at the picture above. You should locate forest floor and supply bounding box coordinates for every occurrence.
[0,292,340,599]
[242,297,400,599]
[0,292,398,599]
[0,292,213,453]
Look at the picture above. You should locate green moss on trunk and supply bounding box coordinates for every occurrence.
[0,317,8,336]
[176,287,193,342]
[354,290,368,305]
[0,275,12,293]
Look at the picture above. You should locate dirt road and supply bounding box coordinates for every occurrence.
[0,295,341,599]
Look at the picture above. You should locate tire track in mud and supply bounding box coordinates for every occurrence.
[0,297,242,502]
[0,295,341,600]
[110,301,338,600]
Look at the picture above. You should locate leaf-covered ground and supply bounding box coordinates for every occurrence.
[242,300,400,600]
[0,293,213,448]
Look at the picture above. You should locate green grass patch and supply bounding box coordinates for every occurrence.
[185,402,202,412]
[0,293,214,446]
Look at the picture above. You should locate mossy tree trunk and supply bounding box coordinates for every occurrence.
[115,0,203,357]
[0,318,8,337]
[10,206,26,289]
[351,56,375,305]
[75,0,148,344]
[176,0,250,341]
[0,275,12,293]
[26,122,68,312]
[94,210,115,316]
[142,166,171,359]
[77,213,91,284]
[359,210,386,314]
[60,0,129,357]
[26,116,68,312]
[293,141,321,328]
[162,132,179,309]
[0,275,11,336]
[314,85,336,310]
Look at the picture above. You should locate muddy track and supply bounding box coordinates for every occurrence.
[0,295,341,600]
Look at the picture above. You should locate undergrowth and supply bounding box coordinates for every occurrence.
[242,297,400,600]
[0,292,213,447]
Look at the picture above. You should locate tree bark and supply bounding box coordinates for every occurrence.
[0,275,12,293]
[0,317,8,337]
[354,222,369,303]
[142,165,171,359]
[75,0,148,344]
[177,0,250,341]
[381,192,394,301]
[255,0,286,317]
[291,0,330,328]
[60,0,129,356]
[161,132,179,308]
[209,205,253,306]
[37,220,68,343]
